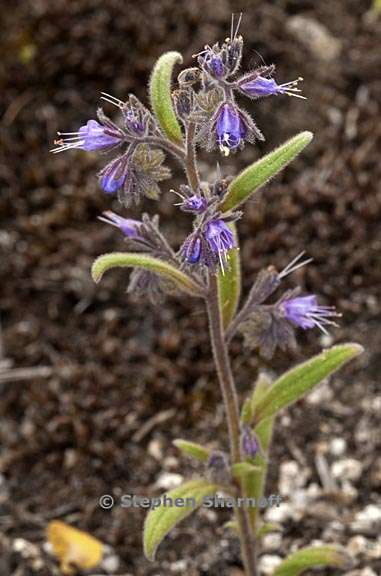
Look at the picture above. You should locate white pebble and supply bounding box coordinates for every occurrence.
[262,532,282,551]
[351,504,381,534]
[258,554,282,574]
[332,459,362,481]
[329,437,347,456]
[155,472,183,490]
[170,559,188,572]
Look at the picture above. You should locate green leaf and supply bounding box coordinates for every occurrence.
[223,519,239,535]
[256,522,282,538]
[218,223,241,329]
[220,131,313,213]
[91,252,203,297]
[253,344,363,425]
[143,479,218,561]
[241,372,273,425]
[173,439,210,462]
[241,374,275,530]
[273,545,353,576]
[232,462,261,479]
[149,51,184,144]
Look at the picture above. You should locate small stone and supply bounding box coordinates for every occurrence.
[258,554,282,574]
[148,439,163,461]
[332,459,362,481]
[170,559,188,572]
[163,455,179,470]
[307,382,333,404]
[262,532,282,551]
[351,504,381,534]
[101,545,120,573]
[320,332,334,347]
[265,502,300,523]
[279,460,308,496]
[287,16,342,62]
[329,437,347,456]
[154,472,183,490]
[348,535,369,556]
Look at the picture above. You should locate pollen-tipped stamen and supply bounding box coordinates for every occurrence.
[278,251,313,279]
[100,92,125,109]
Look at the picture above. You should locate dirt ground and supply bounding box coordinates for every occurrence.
[1,0,380,574]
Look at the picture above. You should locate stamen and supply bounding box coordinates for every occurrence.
[50,142,84,154]
[57,131,82,136]
[232,12,243,41]
[278,251,313,279]
[100,92,124,108]
[98,213,120,228]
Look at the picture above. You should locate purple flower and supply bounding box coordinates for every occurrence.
[241,426,260,459]
[51,119,123,154]
[124,110,145,136]
[216,103,247,155]
[239,75,305,100]
[98,211,143,239]
[205,219,235,257]
[183,234,202,264]
[281,295,340,333]
[98,155,129,194]
[181,195,208,214]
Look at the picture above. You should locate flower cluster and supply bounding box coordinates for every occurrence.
[192,15,304,155]
[235,253,341,358]
[52,95,170,206]
[51,16,339,354]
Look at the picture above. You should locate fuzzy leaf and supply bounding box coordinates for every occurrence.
[223,519,239,535]
[242,375,275,530]
[256,522,282,538]
[253,344,363,424]
[143,479,218,561]
[220,131,313,212]
[149,51,184,144]
[231,462,261,479]
[273,545,353,575]
[173,439,210,462]
[241,372,273,425]
[91,252,203,297]
[218,224,241,329]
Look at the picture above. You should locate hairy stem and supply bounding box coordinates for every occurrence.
[128,135,186,163]
[185,121,201,191]
[207,272,258,576]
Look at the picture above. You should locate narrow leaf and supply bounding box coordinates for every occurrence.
[256,522,282,539]
[223,519,239,535]
[173,439,210,462]
[220,131,313,212]
[149,51,183,144]
[242,375,275,530]
[273,545,353,576]
[143,479,218,561]
[253,344,363,424]
[241,372,273,425]
[218,223,241,329]
[232,462,261,479]
[91,252,203,297]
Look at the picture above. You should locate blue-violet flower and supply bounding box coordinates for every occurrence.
[216,103,247,155]
[281,295,340,334]
[98,211,143,239]
[239,75,305,100]
[51,119,123,154]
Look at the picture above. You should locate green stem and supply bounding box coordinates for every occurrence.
[207,272,258,576]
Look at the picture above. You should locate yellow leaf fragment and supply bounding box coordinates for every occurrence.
[47,520,103,574]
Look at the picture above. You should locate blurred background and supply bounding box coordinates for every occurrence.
[0,0,380,574]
